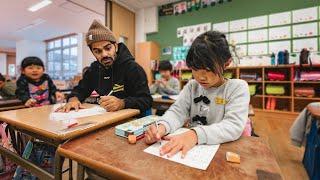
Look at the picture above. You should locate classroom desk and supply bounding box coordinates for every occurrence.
[58,127,283,180]
[0,99,25,112]
[152,97,175,107]
[0,104,140,180]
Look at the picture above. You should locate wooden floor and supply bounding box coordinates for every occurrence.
[252,110,308,180]
[62,110,308,180]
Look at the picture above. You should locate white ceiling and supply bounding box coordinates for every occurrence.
[0,0,178,49]
[0,0,105,48]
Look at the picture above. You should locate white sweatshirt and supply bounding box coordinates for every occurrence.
[158,79,250,145]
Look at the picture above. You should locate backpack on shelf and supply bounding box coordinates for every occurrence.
[266,85,285,95]
[294,87,315,98]
[277,50,289,65]
[284,50,289,64]
[249,84,257,96]
[271,53,276,65]
[267,71,286,81]
[300,48,312,66]
[240,73,259,81]
[223,72,233,79]
[300,71,320,81]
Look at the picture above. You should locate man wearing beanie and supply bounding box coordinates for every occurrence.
[58,19,152,113]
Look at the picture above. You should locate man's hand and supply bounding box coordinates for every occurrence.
[55,97,84,112]
[99,96,125,112]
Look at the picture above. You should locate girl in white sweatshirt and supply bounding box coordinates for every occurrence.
[145,31,250,158]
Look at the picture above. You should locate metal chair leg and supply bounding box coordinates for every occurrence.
[69,159,73,180]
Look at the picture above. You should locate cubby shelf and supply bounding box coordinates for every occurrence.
[152,64,320,114]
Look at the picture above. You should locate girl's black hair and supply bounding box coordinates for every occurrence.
[21,56,44,69]
[186,31,231,76]
[158,60,173,71]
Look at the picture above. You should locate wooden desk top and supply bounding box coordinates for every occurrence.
[58,127,282,180]
[0,104,140,142]
[152,98,175,104]
[307,103,320,119]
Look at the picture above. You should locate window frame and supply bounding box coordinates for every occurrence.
[46,33,78,80]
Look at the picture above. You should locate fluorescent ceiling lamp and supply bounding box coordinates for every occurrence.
[28,0,52,12]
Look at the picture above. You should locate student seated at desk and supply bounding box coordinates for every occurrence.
[150,60,180,96]
[15,56,64,107]
[0,73,16,99]
[145,31,250,157]
[57,20,152,113]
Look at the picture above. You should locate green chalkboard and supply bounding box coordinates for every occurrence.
[147,0,320,60]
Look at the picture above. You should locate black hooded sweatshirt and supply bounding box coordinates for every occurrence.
[68,43,152,112]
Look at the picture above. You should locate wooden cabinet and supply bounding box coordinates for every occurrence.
[135,42,159,85]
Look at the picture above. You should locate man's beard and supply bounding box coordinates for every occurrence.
[99,55,116,68]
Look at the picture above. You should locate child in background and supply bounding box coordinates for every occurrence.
[150,60,180,95]
[0,73,16,99]
[145,31,250,158]
[15,56,64,107]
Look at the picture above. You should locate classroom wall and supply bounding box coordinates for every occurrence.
[135,8,146,44]
[0,53,7,75]
[15,35,96,76]
[147,0,320,60]
[112,2,136,56]
[0,40,15,49]
[16,40,46,74]
[6,54,16,76]
[78,33,96,73]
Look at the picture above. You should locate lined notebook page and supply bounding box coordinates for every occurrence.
[144,128,220,170]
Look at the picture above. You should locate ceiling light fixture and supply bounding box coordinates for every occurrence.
[28,0,52,12]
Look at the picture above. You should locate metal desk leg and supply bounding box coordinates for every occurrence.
[55,152,65,180]
[69,159,73,180]
[77,163,85,180]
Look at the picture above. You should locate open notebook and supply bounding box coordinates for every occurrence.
[50,104,106,121]
[144,128,220,170]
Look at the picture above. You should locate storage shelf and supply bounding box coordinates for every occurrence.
[172,64,320,114]
[264,65,293,68]
[246,81,263,83]
[294,97,320,101]
[237,66,263,69]
[264,95,292,99]
[254,109,299,114]
[264,81,291,83]
[294,81,320,84]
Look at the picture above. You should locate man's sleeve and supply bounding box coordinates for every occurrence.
[124,63,152,112]
[68,71,94,102]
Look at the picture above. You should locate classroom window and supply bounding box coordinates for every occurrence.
[46,35,78,80]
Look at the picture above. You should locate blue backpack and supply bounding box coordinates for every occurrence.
[277,51,285,65]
